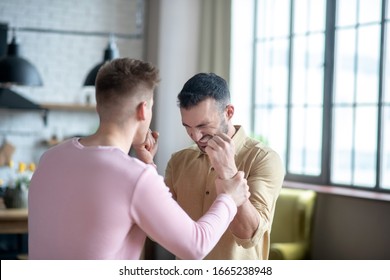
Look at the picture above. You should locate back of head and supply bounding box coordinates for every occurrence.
[177,73,230,111]
[95,58,160,109]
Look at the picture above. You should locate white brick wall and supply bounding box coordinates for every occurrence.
[0,0,144,171]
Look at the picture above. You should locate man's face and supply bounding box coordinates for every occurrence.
[180,98,229,152]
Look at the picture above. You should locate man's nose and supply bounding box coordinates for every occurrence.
[190,128,202,142]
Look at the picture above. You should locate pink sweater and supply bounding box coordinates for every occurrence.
[28,138,236,260]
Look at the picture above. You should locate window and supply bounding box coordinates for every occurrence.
[231,0,390,192]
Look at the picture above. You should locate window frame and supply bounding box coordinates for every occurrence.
[250,0,390,193]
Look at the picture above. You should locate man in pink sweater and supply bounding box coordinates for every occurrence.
[28,58,249,260]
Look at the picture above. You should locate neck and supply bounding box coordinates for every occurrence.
[80,121,135,154]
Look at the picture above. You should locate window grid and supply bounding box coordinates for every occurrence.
[253,0,390,192]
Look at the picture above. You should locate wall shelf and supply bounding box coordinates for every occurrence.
[0,89,96,126]
[40,103,96,112]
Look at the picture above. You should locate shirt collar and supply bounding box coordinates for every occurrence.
[232,125,247,155]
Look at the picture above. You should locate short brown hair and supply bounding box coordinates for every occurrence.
[95,58,160,106]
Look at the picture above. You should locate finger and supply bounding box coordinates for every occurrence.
[149,130,157,141]
[209,136,224,147]
[214,133,232,142]
[144,129,152,143]
[205,143,223,157]
[207,135,230,149]
[209,135,232,149]
[236,171,244,179]
[151,131,159,140]
[144,131,156,151]
[206,138,220,150]
[204,145,216,155]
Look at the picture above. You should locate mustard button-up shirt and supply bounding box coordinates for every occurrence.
[165,126,285,259]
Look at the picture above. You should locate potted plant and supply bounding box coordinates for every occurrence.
[3,162,35,209]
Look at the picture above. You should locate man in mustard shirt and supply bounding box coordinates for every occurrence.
[165,73,285,259]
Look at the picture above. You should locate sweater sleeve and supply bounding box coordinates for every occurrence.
[130,167,237,260]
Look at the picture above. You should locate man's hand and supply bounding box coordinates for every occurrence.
[215,171,250,207]
[205,133,238,179]
[133,129,159,164]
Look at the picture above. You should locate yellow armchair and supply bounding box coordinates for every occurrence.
[269,188,317,260]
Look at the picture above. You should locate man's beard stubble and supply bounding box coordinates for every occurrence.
[197,118,229,152]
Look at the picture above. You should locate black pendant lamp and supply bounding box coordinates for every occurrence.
[84,36,119,86]
[0,32,43,86]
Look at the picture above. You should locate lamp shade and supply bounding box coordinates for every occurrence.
[84,39,119,86]
[84,62,104,86]
[0,36,43,86]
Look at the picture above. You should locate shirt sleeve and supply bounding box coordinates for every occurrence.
[233,148,285,248]
[130,167,237,260]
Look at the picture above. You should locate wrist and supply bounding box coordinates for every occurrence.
[218,170,238,180]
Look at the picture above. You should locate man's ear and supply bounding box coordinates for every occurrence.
[136,101,147,120]
[226,104,235,120]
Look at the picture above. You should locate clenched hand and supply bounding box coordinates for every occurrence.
[215,171,250,207]
[133,129,159,165]
[205,133,238,179]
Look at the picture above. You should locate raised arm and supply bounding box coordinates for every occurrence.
[131,168,248,259]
